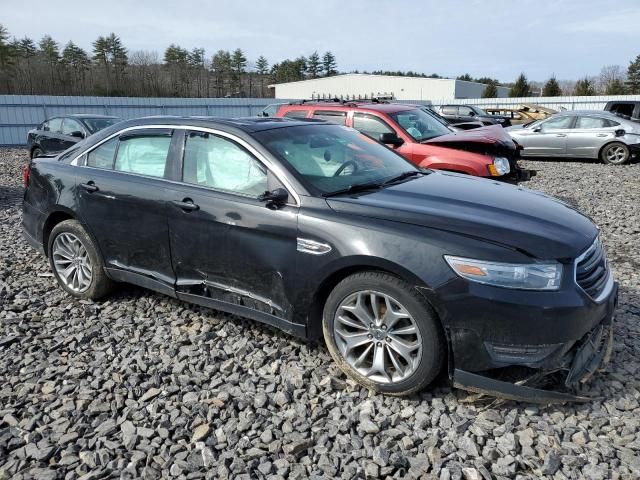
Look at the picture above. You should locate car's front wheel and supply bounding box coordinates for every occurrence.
[601,142,630,165]
[48,220,114,300]
[31,147,43,159]
[323,272,444,395]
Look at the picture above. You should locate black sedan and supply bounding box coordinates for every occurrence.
[22,116,616,400]
[27,114,120,158]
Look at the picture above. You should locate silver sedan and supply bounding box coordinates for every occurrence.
[506,110,640,164]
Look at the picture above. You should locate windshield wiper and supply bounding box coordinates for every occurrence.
[322,181,384,197]
[381,170,425,185]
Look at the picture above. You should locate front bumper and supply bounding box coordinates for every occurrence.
[453,317,615,403]
[435,267,618,402]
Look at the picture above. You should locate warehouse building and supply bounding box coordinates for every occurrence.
[270,73,509,101]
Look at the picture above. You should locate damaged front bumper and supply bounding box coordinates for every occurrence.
[453,312,616,404]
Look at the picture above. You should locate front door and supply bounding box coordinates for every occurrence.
[519,115,575,157]
[351,112,414,160]
[75,128,176,293]
[166,130,300,328]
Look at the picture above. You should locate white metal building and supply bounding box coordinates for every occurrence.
[270,74,509,101]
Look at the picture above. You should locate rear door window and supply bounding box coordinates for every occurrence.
[312,110,347,125]
[575,117,610,129]
[352,113,394,139]
[114,134,172,178]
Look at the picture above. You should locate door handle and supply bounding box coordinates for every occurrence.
[170,199,199,212]
[80,182,99,193]
[596,133,608,137]
[555,134,567,137]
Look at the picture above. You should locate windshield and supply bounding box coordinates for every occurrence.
[471,106,488,116]
[82,117,119,134]
[388,108,451,142]
[254,124,418,195]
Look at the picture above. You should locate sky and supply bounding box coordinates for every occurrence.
[1,0,638,82]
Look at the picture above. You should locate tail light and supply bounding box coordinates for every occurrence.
[23,164,31,188]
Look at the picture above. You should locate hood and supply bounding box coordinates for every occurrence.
[326,172,596,259]
[426,125,516,157]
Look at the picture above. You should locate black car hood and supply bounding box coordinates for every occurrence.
[326,172,596,259]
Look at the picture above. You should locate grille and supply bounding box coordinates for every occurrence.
[575,239,609,299]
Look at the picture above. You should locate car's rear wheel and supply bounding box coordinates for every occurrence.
[48,220,114,300]
[31,148,43,159]
[322,272,444,395]
[601,142,630,165]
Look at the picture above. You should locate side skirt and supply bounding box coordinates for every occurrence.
[176,291,307,338]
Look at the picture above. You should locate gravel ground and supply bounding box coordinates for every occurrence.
[1,147,639,480]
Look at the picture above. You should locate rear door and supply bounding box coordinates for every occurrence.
[75,128,177,294]
[519,115,575,156]
[166,129,300,327]
[566,116,619,158]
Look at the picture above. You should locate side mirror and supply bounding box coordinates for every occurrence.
[70,130,85,138]
[258,188,288,206]
[532,126,542,133]
[468,111,476,117]
[378,132,404,147]
[615,129,626,137]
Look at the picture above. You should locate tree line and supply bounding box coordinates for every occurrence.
[1,23,640,99]
[0,24,338,97]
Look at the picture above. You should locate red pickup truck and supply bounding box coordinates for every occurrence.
[274,100,533,182]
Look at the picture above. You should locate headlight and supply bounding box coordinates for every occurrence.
[444,256,562,290]
[488,157,510,176]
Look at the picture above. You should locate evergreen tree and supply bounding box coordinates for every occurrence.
[231,48,247,94]
[573,77,596,96]
[256,55,269,96]
[509,73,530,97]
[457,73,473,81]
[0,25,16,92]
[212,50,232,96]
[38,35,60,88]
[542,76,562,96]
[605,79,626,95]
[481,81,498,98]
[322,51,337,76]
[307,51,321,78]
[627,55,640,94]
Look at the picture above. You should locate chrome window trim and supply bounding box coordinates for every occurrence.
[573,238,614,303]
[70,124,301,207]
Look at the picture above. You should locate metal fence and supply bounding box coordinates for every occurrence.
[429,94,640,111]
[0,96,293,146]
[2,94,640,146]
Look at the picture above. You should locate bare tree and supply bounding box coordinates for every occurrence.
[598,65,626,94]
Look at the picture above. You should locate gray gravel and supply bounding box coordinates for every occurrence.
[1,148,639,479]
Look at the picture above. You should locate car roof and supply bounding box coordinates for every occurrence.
[554,110,621,119]
[99,115,328,133]
[63,114,120,119]
[283,101,417,114]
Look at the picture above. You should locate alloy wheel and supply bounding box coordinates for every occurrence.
[333,290,422,384]
[52,232,93,292]
[606,145,627,164]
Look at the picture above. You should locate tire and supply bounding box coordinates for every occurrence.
[31,148,43,159]
[322,271,445,395]
[47,219,114,300]
[600,142,630,165]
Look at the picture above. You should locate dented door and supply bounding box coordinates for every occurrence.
[167,130,299,323]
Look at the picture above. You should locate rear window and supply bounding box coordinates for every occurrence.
[284,110,309,119]
[608,103,635,118]
[312,110,347,125]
